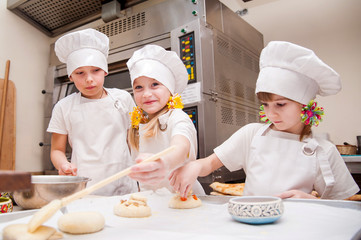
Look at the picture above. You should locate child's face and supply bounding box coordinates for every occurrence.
[133,76,171,119]
[261,94,304,134]
[69,66,106,99]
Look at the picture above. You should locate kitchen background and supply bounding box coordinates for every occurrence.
[0,0,360,173]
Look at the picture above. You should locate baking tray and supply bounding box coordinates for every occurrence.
[1,195,361,222]
[1,192,361,240]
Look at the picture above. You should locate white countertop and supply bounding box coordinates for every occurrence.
[1,189,361,240]
[343,155,361,174]
[343,155,361,162]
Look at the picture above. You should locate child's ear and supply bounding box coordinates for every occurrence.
[69,75,74,82]
[104,71,108,77]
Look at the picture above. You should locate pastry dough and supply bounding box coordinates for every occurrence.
[169,193,202,209]
[2,224,62,240]
[57,211,105,234]
[210,191,227,196]
[209,182,245,196]
[345,194,361,201]
[114,193,151,218]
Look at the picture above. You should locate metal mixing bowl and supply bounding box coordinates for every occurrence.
[13,175,91,209]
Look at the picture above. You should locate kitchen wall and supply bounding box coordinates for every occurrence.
[223,0,361,146]
[0,1,50,172]
[0,0,360,172]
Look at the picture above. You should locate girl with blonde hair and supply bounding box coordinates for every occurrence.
[127,45,204,195]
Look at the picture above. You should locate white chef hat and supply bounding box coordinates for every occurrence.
[126,45,188,95]
[55,28,109,76]
[255,41,341,105]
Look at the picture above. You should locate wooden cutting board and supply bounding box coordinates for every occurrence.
[0,78,16,170]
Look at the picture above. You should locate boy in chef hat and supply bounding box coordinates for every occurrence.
[127,44,205,196]
[169,41,359,200]
[47,28,137,196]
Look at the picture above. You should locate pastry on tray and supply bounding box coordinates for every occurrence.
[209,182,245,196]
[169,191,202,209]
[114,193,151,218]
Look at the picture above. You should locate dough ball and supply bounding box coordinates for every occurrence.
[169,194,202,209]
[114,194,151,218]
[57,211,105,234]
[2,224,62,240]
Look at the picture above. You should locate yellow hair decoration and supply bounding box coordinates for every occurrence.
[129,106,149,129]
[167,93,184,109]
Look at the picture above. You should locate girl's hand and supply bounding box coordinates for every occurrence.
[276,190,317,199]
[59,162,77,176]
[129,153,169,185]
[168,161,202,199]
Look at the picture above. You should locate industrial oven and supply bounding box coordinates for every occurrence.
[42,0,264,193]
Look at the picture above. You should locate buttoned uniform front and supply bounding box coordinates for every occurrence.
[47,88,138,196]
[214,123,359,199]
[135,109,205,195]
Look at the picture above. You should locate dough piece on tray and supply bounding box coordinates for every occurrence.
[210,191,227,196]
[345,194,361,201]
[169,192,202,209]
[114,193,151,218]
[2,224,63,240]
[209,182,245,196]
[57,211,105,234]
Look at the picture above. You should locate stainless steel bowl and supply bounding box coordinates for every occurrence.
[13,175,91,209]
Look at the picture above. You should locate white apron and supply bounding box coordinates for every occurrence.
[69,90,137,196]
[138,110,205,195]
[244,124,335,197]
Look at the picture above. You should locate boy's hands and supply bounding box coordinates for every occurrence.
[59,162,77,176]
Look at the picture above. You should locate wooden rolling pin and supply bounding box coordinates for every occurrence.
[28,146,176,232]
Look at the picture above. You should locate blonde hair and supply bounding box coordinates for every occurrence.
[128,106,169,150]
[256,92,311,141]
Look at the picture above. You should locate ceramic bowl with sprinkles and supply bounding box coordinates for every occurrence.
[228,196,284,224]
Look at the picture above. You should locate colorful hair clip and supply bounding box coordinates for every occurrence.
[301,100,324,126]
[167,93,184,109]
[129,106,149,129]
[259,105,271,123]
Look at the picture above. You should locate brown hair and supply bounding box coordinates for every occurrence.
[256,92,311,141]
[128,106,169,150]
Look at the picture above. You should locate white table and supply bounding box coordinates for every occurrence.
[1,189,361,240]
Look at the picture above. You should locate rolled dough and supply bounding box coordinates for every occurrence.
[57,211,105,234]
[2,224,62,240]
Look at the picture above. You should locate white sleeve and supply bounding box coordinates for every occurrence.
[169,109,197,162]
[214,123,262,172]
[314,142,360,199]
[46,101,68,135]
[169,110,195,140]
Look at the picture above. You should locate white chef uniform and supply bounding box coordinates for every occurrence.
[127,45,205,195]
[47,88,138,196]
[215,123,359,199]
[215,41,359,199]
[137,109,204,195]
[48,28,138,196]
